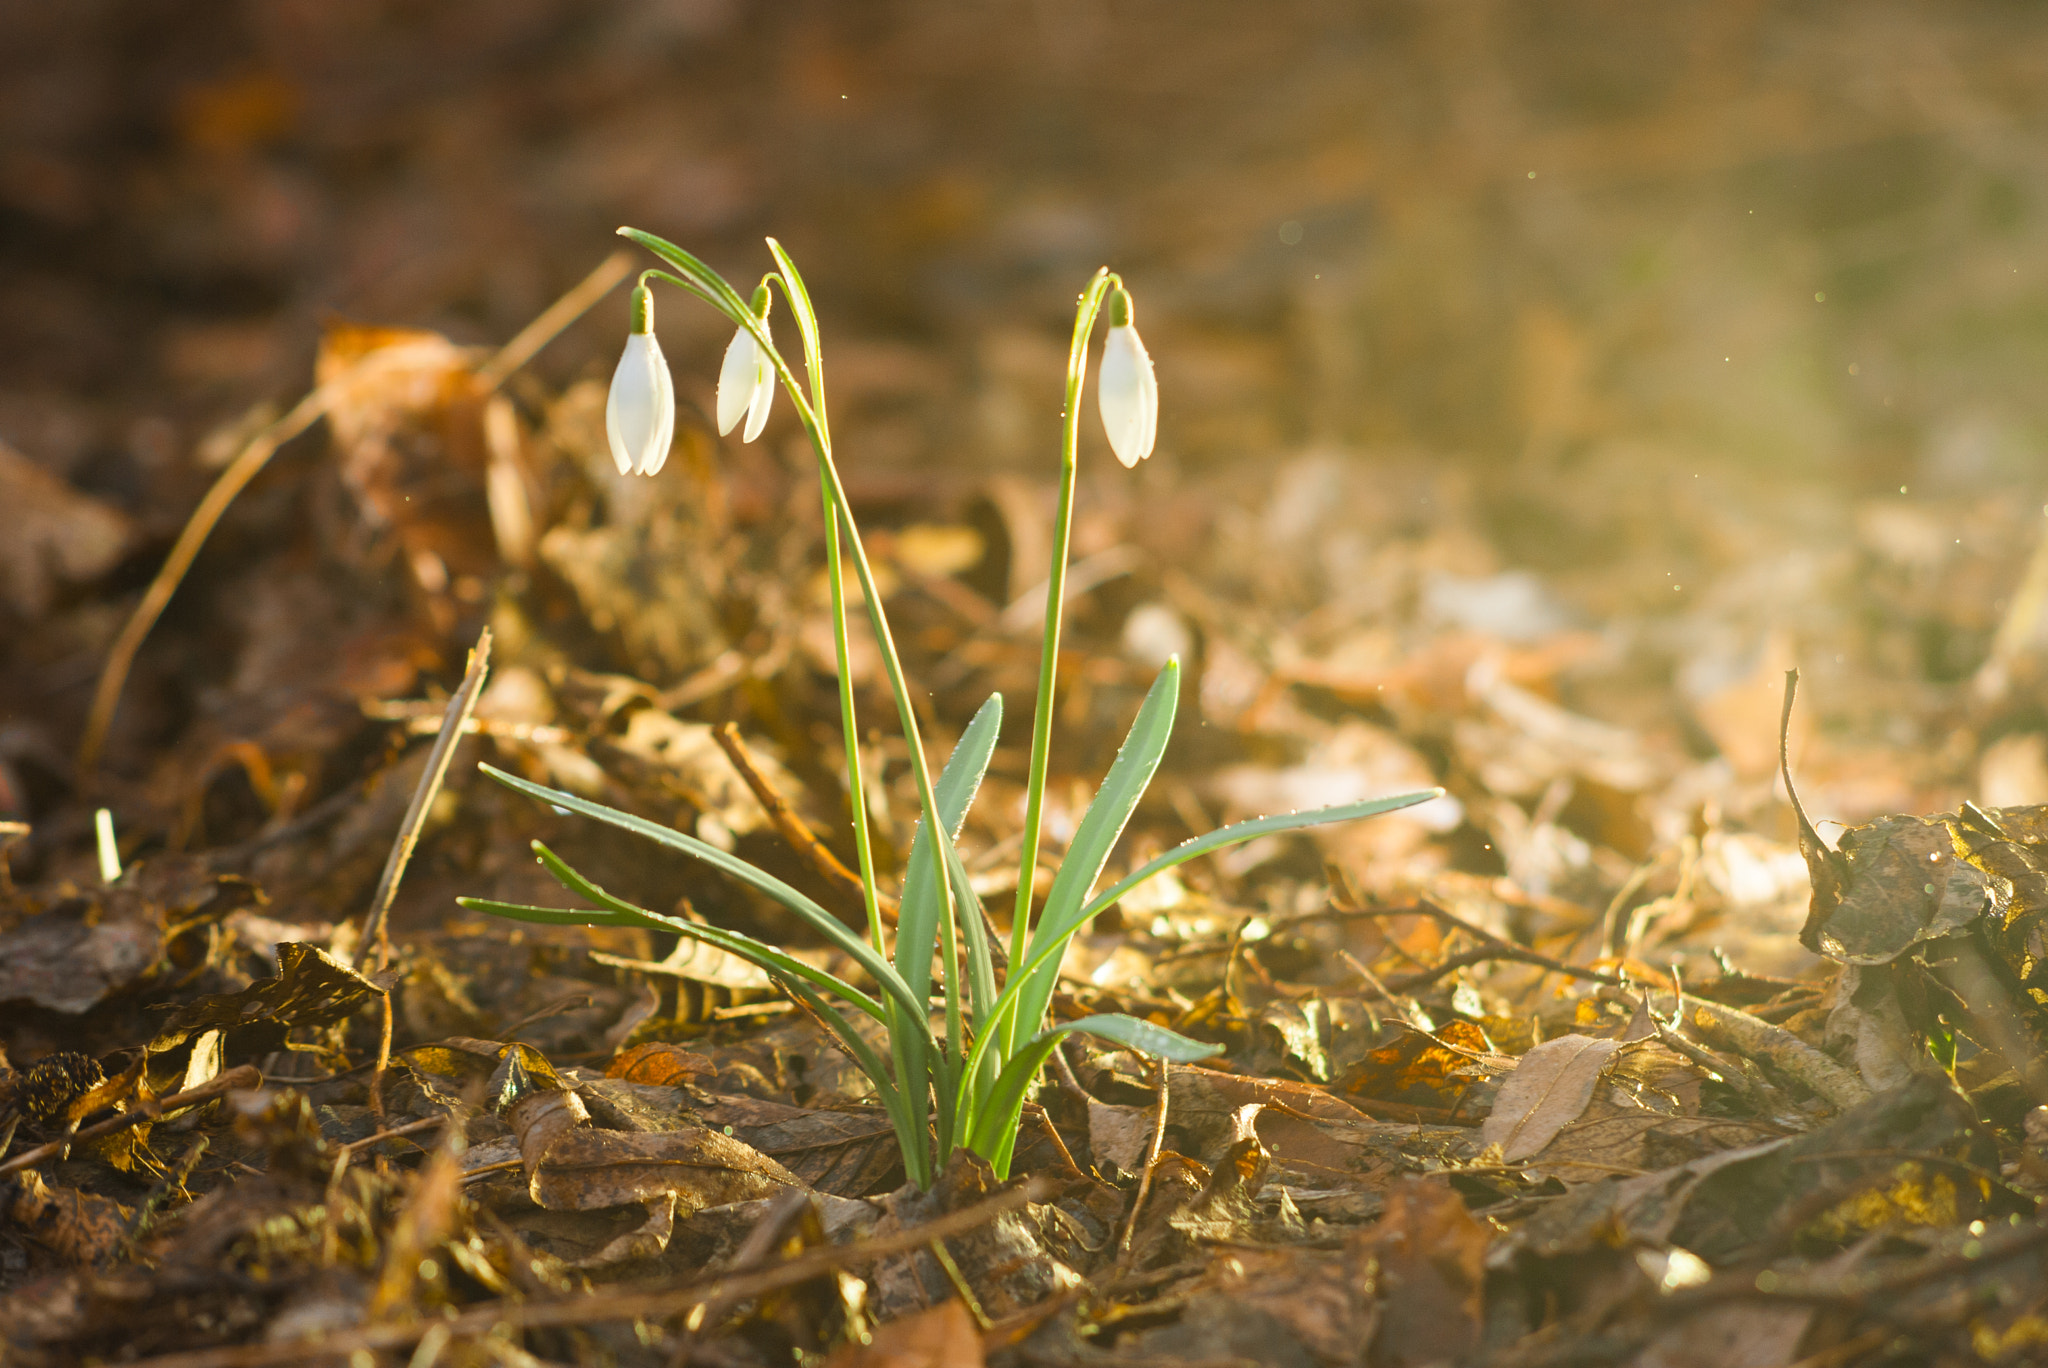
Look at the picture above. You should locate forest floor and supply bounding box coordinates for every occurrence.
[8,6,2048,1367]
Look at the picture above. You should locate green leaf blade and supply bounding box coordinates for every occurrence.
[1080,788,1446,922]
[476,764,923,1027]
[1003,660,1180,1053]
[966,1013,1221,1176]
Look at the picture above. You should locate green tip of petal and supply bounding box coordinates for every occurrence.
[1108,287,1133,328]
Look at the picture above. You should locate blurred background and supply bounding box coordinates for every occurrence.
[4,0,2048,966]
[8,1,2047,481]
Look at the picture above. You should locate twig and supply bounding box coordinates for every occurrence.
[122,1176,1053,1368]
[712,722,897,924]
[0,1065,259,1177]
[1351,900,1625,992]
[339,1115,447,1153]
[1649,1019,1773,1113]
[1336,947,1406,1008]
[1672,992,1869,1111]
[1383,943,1622,994]
[1019,1101,1088,1179]
[1117,1056,1171,1264]
[76,251,628,778]
[1046,1040,1094,1106]
[1671,1210,2048,1309]
[364,626,492,1119]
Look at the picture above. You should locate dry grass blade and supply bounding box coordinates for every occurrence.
[362,625,493,969]
[363,625,491,1118]
[75,251,630,778]
[472,249,633,392]
[1117,1055,1171,1266]
[76,385,338,776]
[713,720,898,924]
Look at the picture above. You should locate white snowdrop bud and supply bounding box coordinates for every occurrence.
[716,285,777,444]
[1097,286,1157,468]
[605,285,676,477]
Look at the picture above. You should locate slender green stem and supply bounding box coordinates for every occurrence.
[817,471,887,954]
[1004,268,1116,1053]
[737,253,964,1180]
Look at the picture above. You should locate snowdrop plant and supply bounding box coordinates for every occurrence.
[462,229,1440,1186]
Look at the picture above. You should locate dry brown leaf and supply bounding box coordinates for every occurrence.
[1087,1099,1155,1175]
[1367,1178,1488,1368]
[0,439,130,617]
[1479,1034,1621,1162]
[3,1171,133,1266]
[827,1298,984,1368]
[607,1042,719,1087]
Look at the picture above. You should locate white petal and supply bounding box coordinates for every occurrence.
[606,333,671,477]
[635,336,677,475]
[1098,324,1157,468]
[740,343,775,443]
[716,328,759,436]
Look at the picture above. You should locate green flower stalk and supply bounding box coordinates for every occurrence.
[462,230,1441,1187]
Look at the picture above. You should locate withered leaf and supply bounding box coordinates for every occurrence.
[1086,1098,1155,1175]
[149,943,382,1058]
[1130,1244,1377,1368]
[1635,1301,1816,1368]
[1338,1019,1501,1114]
[577,1078,900,1197]
[0,897,164,1015]
[606,1042,719,1087]
[1367,1178,1488,1368]
[504,1049,800,1221]
[524,1126,802,1214]
[1798,813,1999,964]
[693,1092,901,1198]
[1479,1034,1621,1161]
[827,1298,983,1368]
[3,1171,134,1266]
[0,438,130,618]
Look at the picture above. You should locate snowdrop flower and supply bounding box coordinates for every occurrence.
[605,285,675,477]
[1097,286,1157,467]
[717,286,777,444]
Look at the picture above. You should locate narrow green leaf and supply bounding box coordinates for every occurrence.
[763,238,824,409]
[1081,790,1445,923]
[524,841,890,1024]
[476,763,927,1028]
[891,694,1002,1172]
[894,694,1002,996]
[967,1013,1221,1176]
[1002,660,1180,1055]
[456,897,629,927]
[617,228,751,322]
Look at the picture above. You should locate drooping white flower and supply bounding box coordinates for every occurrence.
[717,288,776,443]
[605,286,675,477]
[1096,286,1157,468]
